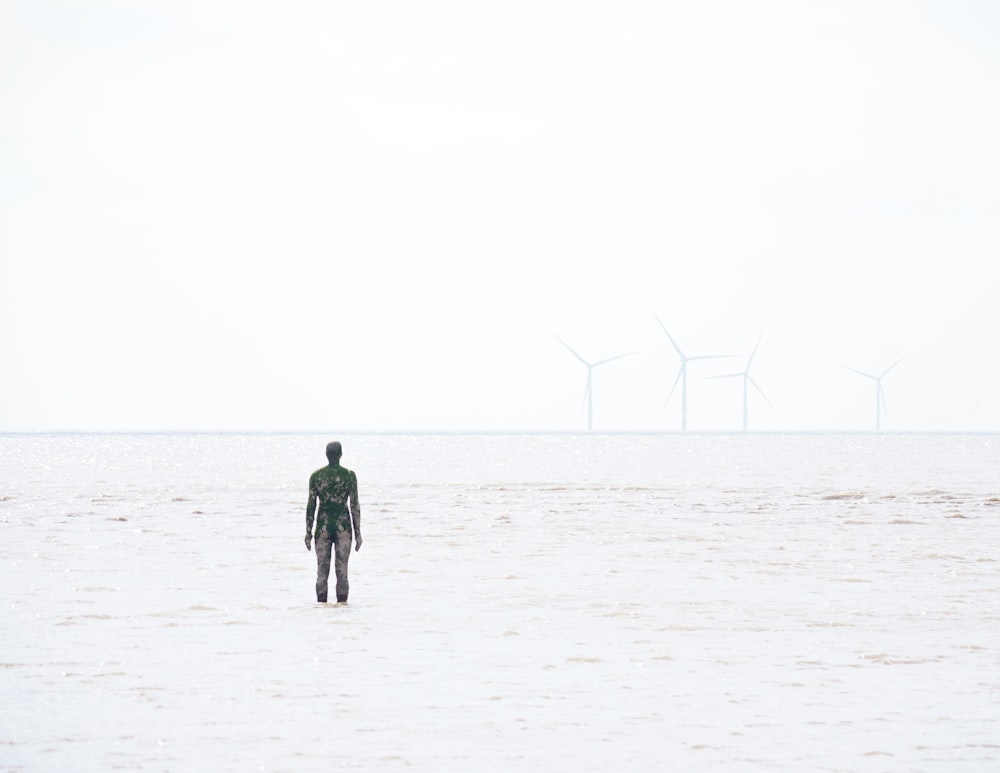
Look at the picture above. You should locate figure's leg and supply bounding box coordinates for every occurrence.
[333,530,353,602]
[315,530,334,602]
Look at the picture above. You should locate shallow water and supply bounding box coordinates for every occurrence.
[2,433,998,771]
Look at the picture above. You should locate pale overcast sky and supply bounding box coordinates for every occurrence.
[2,0,999,432]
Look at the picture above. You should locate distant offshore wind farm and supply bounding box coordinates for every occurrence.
[558,317,919,433]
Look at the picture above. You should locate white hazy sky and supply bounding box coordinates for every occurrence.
[3,0,999,432]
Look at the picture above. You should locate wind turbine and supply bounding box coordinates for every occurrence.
[655,316,732,431]
[556,337,632,431]
[710,335,770,431]
[845,355,907,432]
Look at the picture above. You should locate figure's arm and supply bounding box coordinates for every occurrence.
[349,471,362,551]
[305,480,317,551]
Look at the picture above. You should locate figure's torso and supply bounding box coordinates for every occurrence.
[310,464,355,533]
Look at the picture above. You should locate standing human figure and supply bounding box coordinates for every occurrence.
[305,441,362,603]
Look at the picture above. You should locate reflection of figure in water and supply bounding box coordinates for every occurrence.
[305,441,362,603]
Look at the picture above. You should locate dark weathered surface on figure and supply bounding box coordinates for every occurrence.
[305,441,362,603]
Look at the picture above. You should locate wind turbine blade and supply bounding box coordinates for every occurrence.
[665,368,683,407]
[845,366,877,380]
[880,354,908,379]
[878,382,888,416]
[654,316,685,359]
[555,336,590,367]
[593,352,633,368]
[748,375,772,407]
[746,334,763,369]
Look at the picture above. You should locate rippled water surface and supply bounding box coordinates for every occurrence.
[2,433,998,771]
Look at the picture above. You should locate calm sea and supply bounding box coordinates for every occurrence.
[1,433,998,771]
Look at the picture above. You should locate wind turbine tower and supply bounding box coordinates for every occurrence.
[557,337,632,431]
[846,356,907,432]
[711,335,770,431]
[655,316,731,431]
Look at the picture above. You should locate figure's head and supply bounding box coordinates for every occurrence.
[325,441,343,463]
